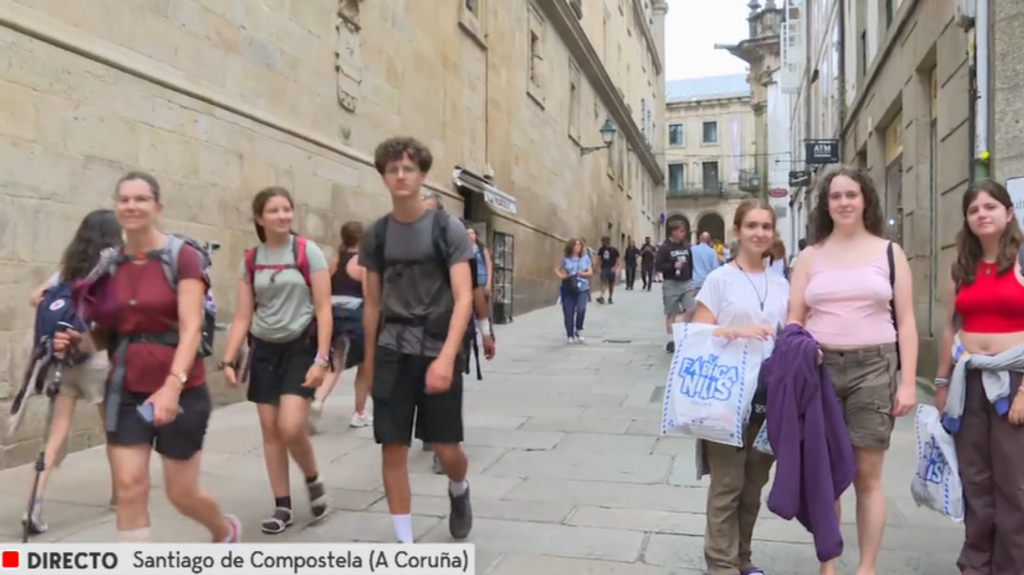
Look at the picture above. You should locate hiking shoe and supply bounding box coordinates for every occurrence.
[260,507,294,535]
[349,410,372,428]
[223,514,242,542]
[448,483,473,540]
[22,505,46,535]
[307,478,330,519]
[432,454,445,475]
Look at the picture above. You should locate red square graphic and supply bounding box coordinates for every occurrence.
[0,550,18,569]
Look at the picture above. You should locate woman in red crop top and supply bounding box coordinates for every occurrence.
[935,179,1024,575]
[55,172,239,543]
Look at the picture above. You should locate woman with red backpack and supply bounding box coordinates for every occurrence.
[55,172,239,543]
[220,187,333,535]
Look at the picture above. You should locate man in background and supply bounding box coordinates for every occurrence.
[688,232,720,320]
[639,237,657,291]
[595,236,620,304]
[654,222,693,353]
[624,239,640,290]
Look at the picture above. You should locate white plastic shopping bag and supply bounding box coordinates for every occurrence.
[752,420,773,455]
[911,404,964,523]
[660,323,765,447]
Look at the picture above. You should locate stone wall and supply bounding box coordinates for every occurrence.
[840,0,970,375]
[0,0,662,467]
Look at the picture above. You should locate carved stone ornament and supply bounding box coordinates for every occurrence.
[335,0,363,113]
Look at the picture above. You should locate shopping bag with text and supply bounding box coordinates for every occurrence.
[660,323,764,447]
[911,404,964,523]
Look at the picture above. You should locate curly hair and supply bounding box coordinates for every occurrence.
[952,179,1024,284]
[373,137,433,175]
[808,165,886,243]
[60,209,122,282]
[563,238,583,257]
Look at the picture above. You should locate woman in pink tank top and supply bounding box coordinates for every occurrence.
[787,166,918,575]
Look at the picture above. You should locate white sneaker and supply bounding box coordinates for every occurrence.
[567,337,576,344]
[350,410,372,428]
[575,334,586,343]
[308,401,324,436]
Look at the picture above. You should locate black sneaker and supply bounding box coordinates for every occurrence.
[666,341,675,353]
[596,296,606,304]
[448,483,473,540]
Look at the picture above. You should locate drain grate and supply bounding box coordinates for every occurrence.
[603,339,633,344]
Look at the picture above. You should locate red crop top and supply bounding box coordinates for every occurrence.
[955,262,1024,333]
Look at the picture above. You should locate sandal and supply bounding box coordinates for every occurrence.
[260,507,294,535]
[307,479,330,520]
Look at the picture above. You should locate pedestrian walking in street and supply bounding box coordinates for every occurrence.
[55,171,239,543]
[555,238,593,343]
[786,165,917,575]
[360,137,475,543]
[20,210,122,534]
[624,240,639,290]
[655,221,695,353]
[309,221,372,435]
[220,187,332,535]
[595,237,620,304]
[467,226,493,303]
[692,199,789,575]
[935,180,1024,575]
[639,237,657,290]
[689,232,721,318]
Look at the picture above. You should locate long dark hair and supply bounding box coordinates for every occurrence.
[809,165,885,243]
[340,221,363,251]
[952,179,1024,284]
[252,186,294,242]
[60,209,122,282]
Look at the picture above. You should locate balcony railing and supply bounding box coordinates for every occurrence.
[666,182,741,198]
[569,0,582,18]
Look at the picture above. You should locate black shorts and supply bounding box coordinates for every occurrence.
[107,385,212,461]
[371,345,464,446]
[601,268,616,283]
[246,333,317,404]
[331,305,365,370]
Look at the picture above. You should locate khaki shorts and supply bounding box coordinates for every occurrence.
[822,343,898,450]
[55,351,108,404]
[662,280,695,316]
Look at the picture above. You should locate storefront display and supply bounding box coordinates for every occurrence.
[491,232,515,324]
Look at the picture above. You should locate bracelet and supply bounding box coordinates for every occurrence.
[933,377,950,388]
[476,319,492,336]
[313,355,330,368]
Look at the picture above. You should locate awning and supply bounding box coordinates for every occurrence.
[452,167,518,215]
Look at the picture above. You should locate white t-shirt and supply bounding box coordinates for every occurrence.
[696,265,790,355]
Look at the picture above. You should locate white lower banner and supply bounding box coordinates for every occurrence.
[0,544,473,574]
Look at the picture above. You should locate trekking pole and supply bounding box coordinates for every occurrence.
[23,321,74,542]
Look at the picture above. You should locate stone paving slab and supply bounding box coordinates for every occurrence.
[0,288,963,574]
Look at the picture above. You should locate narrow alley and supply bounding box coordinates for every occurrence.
[0,289,961,574]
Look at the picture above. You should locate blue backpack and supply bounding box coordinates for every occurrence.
[9,280,92,424]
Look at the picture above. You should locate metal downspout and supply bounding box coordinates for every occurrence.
[972,0,991,181]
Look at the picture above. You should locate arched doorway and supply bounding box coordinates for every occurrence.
[665,214,691,242]
[697,211,726,243]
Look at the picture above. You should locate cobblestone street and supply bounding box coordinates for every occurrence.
[0,288,962,573]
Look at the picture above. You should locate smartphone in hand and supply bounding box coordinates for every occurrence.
[136,403,184,424]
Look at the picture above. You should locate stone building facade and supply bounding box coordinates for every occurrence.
[664,74,757,244]
[0,0,666,466]
[789,0,971,374]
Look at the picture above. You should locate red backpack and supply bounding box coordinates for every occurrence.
[244,235,312,297]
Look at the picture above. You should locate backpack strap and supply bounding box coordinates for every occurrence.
[373,215,390,276]
[431,210,450,285]
[292,235,312,287]
[160,234,186,289]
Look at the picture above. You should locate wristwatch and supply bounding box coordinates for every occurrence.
[217,360,240,371]
[171,371,188,387]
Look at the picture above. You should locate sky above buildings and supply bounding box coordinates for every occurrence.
[664,0,751,81]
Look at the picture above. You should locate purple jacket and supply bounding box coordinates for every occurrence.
[763,324,855,562]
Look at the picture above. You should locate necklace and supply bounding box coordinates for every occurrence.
[734,260,769,313]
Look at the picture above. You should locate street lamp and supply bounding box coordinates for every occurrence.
[581,119,617,156]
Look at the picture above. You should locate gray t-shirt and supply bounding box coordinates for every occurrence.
[360,210,474,357]
[239,236,329,343]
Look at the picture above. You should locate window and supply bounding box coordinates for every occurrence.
[568,61,581,141]
[701,161,720,191]
[459,0,485,45]
[527,5,545,104]
[884,0,893,28]
[668,123,684,146]
[701,121,718,144]
[668,163,685,192]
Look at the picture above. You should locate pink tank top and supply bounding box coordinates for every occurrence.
[803,249,896,347]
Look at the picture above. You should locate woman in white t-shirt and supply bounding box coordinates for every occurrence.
[691,199,790,575]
